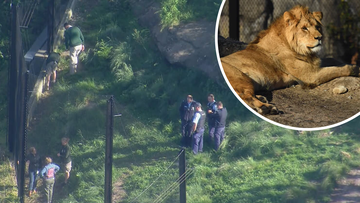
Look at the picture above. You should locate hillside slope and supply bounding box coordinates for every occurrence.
[2,0,360,203]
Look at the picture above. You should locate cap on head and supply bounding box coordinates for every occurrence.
[195,102,202,108]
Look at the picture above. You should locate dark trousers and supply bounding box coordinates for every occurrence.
[208,124,215,144]
[28,170,38,191]
[181,120,192,147]
[214,127,225,151]
[44,178,55,203]
[192,128,204,154]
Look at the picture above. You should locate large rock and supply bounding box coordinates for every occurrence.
[128,0,221,81]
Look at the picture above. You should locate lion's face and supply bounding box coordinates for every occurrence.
[283,7,323,55]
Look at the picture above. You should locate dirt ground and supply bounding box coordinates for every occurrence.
[263,76,360,128]
[330,169,360,203]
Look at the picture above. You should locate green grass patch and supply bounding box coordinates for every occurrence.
[0,158,18,203]
[157,0,222,28]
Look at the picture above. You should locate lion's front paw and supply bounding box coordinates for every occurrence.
[257,104,278,115]
[256,95,269,103]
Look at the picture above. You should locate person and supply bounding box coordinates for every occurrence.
[179,95,197,148]
[57,137,71,185]
[25,147,41,197]
[191,102,206,154]
[206,94,217,143]
[213,101,228,151]
[45,52,60,91]
[40,157,60,203]
[64,22,84,74]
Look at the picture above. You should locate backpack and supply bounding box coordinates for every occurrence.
[47,168,55,178]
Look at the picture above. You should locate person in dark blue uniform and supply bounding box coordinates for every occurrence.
[191,102,206,154]
[206,94,217,143]
[179,95,197,147]
[213,101,228,151]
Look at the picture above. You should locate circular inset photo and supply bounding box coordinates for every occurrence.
[215,0,360,130]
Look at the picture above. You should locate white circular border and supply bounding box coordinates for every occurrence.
[214,0,360,131]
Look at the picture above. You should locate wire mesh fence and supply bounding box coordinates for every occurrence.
[218,0,360,59]
[8,1,55,201]
[111,99,190,203]
[9,3,30,202]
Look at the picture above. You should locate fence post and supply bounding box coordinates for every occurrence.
[105,96,114,203]
[18,70,29,203]
[9,3,18,153]
[229,0,239,40]
[179,149,186,203]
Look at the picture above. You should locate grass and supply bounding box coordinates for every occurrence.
[185,122,360,202]
[157,0,222,28]
[2,0,360,203]
[0,158,18,203]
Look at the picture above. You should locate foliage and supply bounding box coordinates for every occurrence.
[0,159,19,203]
[157,0,221,28]
[0,1,10,72]
[327,0,360,54]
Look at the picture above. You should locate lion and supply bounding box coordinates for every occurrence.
[220,5,359,115]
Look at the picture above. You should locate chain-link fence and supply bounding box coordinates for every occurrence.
[218,0,360,60]
[9,3,30,202]
[8,0,60,201]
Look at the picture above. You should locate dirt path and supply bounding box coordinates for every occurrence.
[112,179,126,202]
[330,169,360,203]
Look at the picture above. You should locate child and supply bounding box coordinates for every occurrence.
[45,52,60,91]
[40,157,60,203]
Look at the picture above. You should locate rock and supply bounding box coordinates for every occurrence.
[127,0,221,81]
[218,36,247,57]
[333,86,348,94]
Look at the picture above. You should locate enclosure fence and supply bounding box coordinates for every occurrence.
[7,0,60,201]
[218,0,360,59]
[9,3,29,202]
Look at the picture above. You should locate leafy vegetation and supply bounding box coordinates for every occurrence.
[157,0,221,28]
[0,0,10,72]
[0,159,18,203]
[327,0,360,63]
[1,0,360,203]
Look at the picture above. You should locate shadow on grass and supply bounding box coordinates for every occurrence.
[331,185,360,202]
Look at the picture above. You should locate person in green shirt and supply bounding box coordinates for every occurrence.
[64,22,84,74]
[45,52,60,91]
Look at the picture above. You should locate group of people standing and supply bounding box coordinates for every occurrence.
[25,137,72,203]
[179,94,228,154]
[45,22,85,91]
